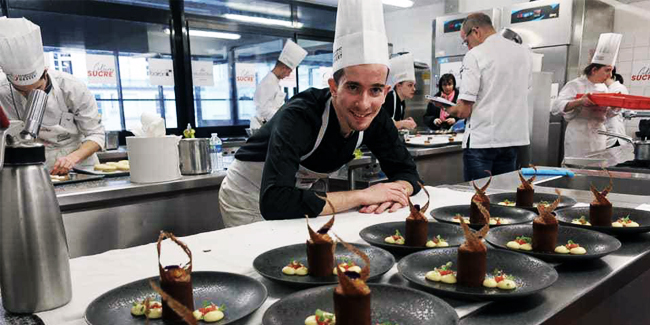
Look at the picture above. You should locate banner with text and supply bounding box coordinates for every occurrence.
[631,60,650,86]
[192,60,214,87]
[235,63,256,88]
[149,58,175,86]
[86,54,117,85]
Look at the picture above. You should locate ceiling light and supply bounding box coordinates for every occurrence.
[382,0,414,8]
[164,28,241,40]
[225,3,291,17]
[222,13,303,28]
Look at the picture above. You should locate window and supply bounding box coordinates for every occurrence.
[11,9,176,131]
[297,39,334,92]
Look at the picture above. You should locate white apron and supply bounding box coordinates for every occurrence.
[219,98,364,228]
[564,108,608,158]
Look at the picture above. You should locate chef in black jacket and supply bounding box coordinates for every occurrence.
[382,53,417,130]
[218,0,421,228]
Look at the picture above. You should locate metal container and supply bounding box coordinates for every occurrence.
[105,131,119,150]
[598,130,650,161]
[179,138,212,175]
[0,89,72,313]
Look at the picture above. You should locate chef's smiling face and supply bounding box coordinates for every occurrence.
[328,64,390,136]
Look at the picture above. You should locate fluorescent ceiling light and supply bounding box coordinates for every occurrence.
[223,13,303,28]
[164,28,241,40]
[225,3,290,18]
[382,0,414,8]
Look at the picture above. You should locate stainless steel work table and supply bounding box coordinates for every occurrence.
[55,172,226,258]
[3,170,650,324]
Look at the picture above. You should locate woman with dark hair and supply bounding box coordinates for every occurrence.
[605,66,629,148]
[552,63,615,157]
[424,73,459,130]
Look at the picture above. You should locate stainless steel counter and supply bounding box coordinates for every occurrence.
[56,172,226,258]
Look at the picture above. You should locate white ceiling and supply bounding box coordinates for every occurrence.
[298,0,443,12]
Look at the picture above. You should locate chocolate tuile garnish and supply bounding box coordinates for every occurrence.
[472,171,492,198]
[590,169,614,205]
[408,182,430,220]
[518,165,537,190]
[307,197,336,242]
[334,234,371,295]
[471,198,490,224]
[536,189,563,224]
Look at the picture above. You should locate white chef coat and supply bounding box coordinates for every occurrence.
[552,76,609,158]
[0,70,105,169]
[605,81,629,147]
[251,72,285,129]
[458,34,533,149]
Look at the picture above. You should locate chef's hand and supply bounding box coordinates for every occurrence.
[359,202,404,214]
[358,182,409,213]
[580,94,597,107]
[446,118,456,125]
[434,118,442,126]
[50,156,78,175]
[396,118,417,130]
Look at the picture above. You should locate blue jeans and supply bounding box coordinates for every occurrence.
[463,147,518,181]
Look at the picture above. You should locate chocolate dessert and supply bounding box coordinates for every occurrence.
[333,235,371,325]
[307,199,336,277]
[470,173,492,224]
[156,231,194,322]
[532,190,562,253]
[516,166,537,207]
[405,184,430,247]
[589,170,614,227]
[457,206,489,288]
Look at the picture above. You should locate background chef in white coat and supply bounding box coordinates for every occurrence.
[0,17,105,175]
[552,33,622,158]
[605,67,629,148]
[382,53,417,130]
[250,39,308,129]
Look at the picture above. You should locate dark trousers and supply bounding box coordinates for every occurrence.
[463,147,519,182]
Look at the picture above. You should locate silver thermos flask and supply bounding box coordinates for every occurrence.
[0,89,72,313]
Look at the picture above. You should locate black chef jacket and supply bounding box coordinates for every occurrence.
[236,87,421,220]
[382,90,406,121]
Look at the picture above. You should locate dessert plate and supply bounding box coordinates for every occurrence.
[253,243,394,288]
[359,221,468,256]
[554,206,650,236]
[431,204,536,230]
[398,247,558,300]
[405,134,460,148]
[85,271,267,325]
[262,284,459,325]
[487,192,577,212]
[485,224,621,263]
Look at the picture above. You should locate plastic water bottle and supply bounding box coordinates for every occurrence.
[210,133,223,171]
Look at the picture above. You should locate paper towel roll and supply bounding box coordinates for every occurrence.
[126,135,181,184]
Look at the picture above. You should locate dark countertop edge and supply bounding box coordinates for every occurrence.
[57,173,225,209]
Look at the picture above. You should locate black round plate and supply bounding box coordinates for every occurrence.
[397,247,558,300]
[485,224,621,263]
[554,206,650,236]
[253,243,395,288]
[262,283,459,325]
[431,204,537,229]
[487,192,577,212]
[359,221,467,255]
[84,271,268,325]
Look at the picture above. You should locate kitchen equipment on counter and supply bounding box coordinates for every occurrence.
[126,135,181,184]
[178,137,211,175]
[597,131,650,161]
[104,131,119,150]
[0,89,73,313]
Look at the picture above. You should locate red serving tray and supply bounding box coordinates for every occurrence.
[575,93,650,110]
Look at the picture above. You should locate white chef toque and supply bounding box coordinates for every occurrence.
[0,17,45,86]
[278,39,308,70]
[388,53,415,86]
[332,0,389,72]
[591,33,622,66]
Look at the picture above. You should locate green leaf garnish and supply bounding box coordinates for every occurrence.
[568,240,575,245]
[203,300,210,308]
[515,236,531,243]
[394,229,402,237]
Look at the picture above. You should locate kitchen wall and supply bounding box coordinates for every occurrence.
[612,0,650,137]
[384,2,445,67]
